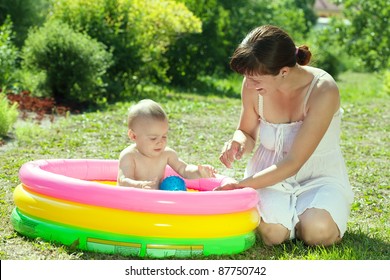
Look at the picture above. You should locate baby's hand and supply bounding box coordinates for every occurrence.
[138,179,158,189]
[198,164,216,178]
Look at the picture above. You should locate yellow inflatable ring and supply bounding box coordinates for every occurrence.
[14,184,259,238]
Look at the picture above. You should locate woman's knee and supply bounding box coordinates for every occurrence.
[297,208,341,246]
[257,220,290,246]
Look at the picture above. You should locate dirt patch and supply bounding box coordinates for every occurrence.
[1,91,73,148]
[6,90,71,123]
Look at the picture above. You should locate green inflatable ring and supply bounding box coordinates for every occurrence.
[11,208,256,258]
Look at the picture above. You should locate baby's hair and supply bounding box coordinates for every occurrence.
[127,99,167,129]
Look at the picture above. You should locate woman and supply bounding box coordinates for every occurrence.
[217,25,354,247]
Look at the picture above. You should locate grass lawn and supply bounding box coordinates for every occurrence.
[0,72,388,260]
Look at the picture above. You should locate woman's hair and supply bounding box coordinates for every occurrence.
[127,99,167,129]
[230,25,312,76]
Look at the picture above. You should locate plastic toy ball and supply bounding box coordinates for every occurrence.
[160,176,187,191]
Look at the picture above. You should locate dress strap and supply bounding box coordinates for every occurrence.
[303,71,327,117]
[258,94,265,121]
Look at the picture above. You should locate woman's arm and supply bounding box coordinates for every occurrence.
[220,77,260,168]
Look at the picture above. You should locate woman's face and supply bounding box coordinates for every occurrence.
[244,73,282,95]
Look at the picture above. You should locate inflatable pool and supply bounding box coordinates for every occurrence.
[11,159,260,258]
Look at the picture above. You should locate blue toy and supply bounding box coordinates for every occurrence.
[160,176,187,191]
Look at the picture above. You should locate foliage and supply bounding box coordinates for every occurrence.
[49,0,201,101]
[0,17,18,89]
[264,0,308,42]
[334,0,390,71]
[304,24,347,79]
[165,0,228,85]
[0,0,50,48]
[21,20,113,107]
[166,0,308,86]
[294,0,318,33]
[0,93,18,139]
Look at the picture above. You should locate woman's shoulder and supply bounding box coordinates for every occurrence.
[303,65,328,77]
[306,68,340,114]
[303,66,337,91]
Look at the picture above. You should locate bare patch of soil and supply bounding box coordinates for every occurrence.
[1,90,73,148]
[6,90,71,123]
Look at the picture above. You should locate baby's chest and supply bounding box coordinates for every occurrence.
[134,158,167,181]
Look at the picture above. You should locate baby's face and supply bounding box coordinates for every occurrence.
[131,118,169,158]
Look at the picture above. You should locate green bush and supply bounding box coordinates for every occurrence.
[0,93,18,139]
[22,20,113,106]
[0,17,19,89]
[49,0,201,101]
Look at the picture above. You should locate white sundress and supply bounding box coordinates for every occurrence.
[245,71,354,239]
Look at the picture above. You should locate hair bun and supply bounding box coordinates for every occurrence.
[296,45,311,66]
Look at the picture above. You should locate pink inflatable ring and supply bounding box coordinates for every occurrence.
[19,159,259,215]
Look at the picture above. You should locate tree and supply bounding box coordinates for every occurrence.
[0,0,49,47]
[0,17,18,88]
[294,0,318,33]
[335,0,389,71]
[166,0,309,86]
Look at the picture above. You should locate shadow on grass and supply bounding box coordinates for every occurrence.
[239,231,390,260]
[56,230,388,260]
[339,231,390,260]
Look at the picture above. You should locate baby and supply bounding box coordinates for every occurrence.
[117,99,216,189]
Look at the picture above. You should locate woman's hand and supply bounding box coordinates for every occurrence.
[219,139,245,168]
[213,182,245,191]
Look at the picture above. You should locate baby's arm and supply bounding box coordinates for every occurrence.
[117,147,157,189]
[167,148,216,179]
